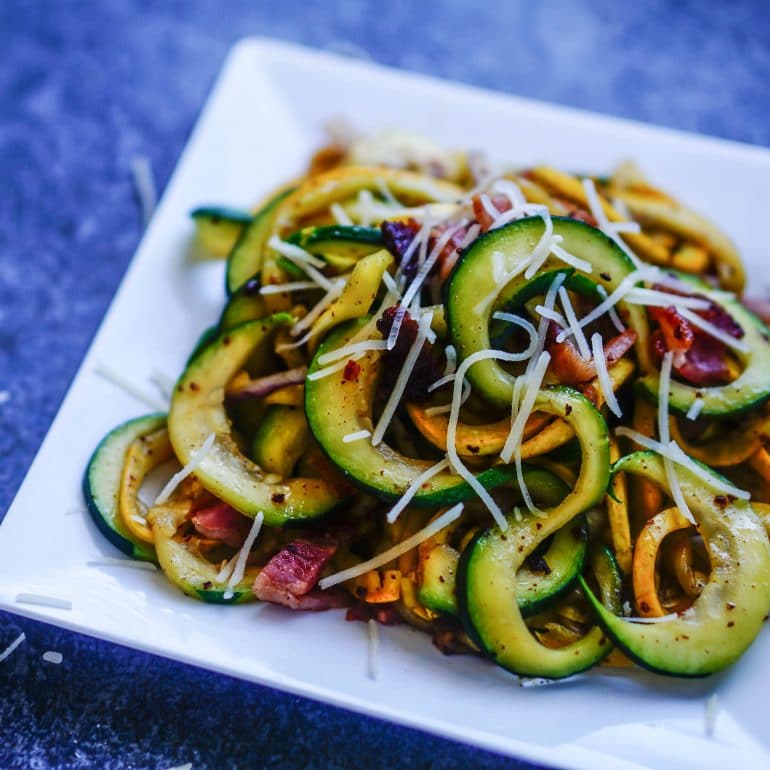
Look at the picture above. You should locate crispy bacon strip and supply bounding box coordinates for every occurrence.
[548,327,637,385]
[191,503,252,549]
[472,194,511,232]
[648,295,743,386]
[252,540,348,611]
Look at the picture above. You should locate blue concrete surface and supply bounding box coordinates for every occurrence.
[1,1,769,767]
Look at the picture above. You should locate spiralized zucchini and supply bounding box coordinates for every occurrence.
[85,128,770,682]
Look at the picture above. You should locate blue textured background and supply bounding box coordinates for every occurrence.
[2,2,770,768]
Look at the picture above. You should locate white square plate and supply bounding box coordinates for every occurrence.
[2,38,770,770]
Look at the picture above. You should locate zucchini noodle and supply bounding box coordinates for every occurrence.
[83,129,770,684]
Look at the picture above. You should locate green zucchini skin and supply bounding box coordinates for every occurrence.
[418,480,588,618]
[149,502,256,604]
[517,517,587,617]
[582,451,770,677]
[455,386,611,679]
[83,414,164,562]
[225,187,294,296]
[191,206,252,257]
[186,324,220,365]
[306,321,552,506]
[218,279,268,333]
[191,205,252,224]
[457,524,613,680]
[307,322,610,510]
[636,272,770,417]
[288,225,384,262]
[446,216,651,408]
[417,542,459,615]
[168,314,344,526]
[251,405,310,478]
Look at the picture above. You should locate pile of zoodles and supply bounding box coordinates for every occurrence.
[85,130,770,680]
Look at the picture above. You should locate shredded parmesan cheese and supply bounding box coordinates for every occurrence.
[0,632,25,663]
[492,178,527,208]
[614,427,750,501]
[677,307,751,353]
[686,397,705,421]
[343,429,372,444]
[550,239,593,274]
[657,352,696,524]
[154,432,215,505]
[559,287,591,359]
[372,312,434,446]
[457,223,481,251]
[130,155,156,227]
[317,339,388,367]
[443,344,457,377]
[625,288,711,310]
[386,459,450,523]
[267,235,326,268]
[42,651,63,665]
[448,350,530,529]
[705,693,719,737]
[533,305,568,328]
[307,352,365,382]
[330,202,352,225]
[319,503,464,589]
[425,378,470,415]
[582,178,642,267]
[501,351,552,464]
[367,618,379,680]
[259,281,319,295]
[16,594,72,610]
[522,209,555,279]
[479,193,500,220]
[223,512,264,600]
[94,364,167,412]
[401,220,469,311]
[381,270,403,299]
[149,369,175,402]
[556,266,658,343]
[595,284,625,333]
[473,257,533,316]
[289,278,346,337]
[591,333,622,418]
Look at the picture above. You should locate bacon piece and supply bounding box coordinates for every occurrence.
[375,307,442,401]
[676,336,732,385]
[648,306,694,364]
[548,326,637,385]
[191,503,252,549]
[551,197,598,226]
[472,194,512,232]
[253,540,348,611]
[432,221,470,282]
[648,294,743,386]
[381,218,420,279]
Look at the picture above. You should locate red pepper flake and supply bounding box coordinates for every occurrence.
[343,359,361,382]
